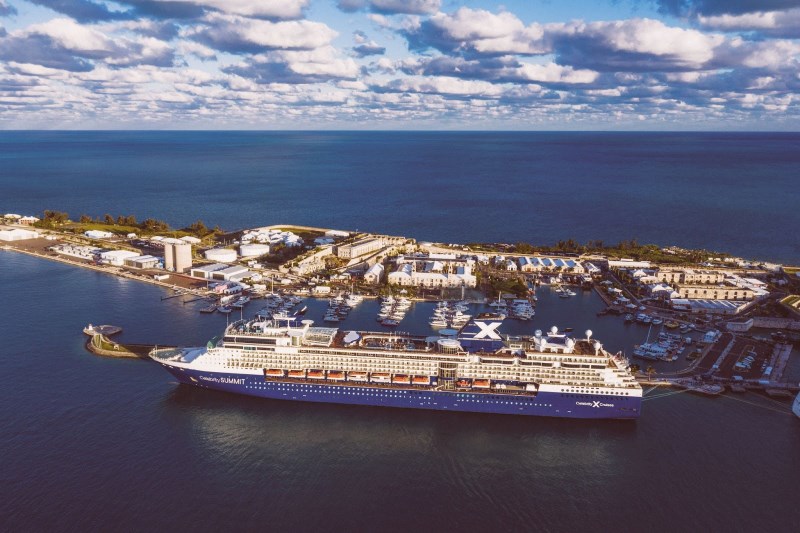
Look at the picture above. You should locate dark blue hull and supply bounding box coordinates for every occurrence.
[159,364,641,419]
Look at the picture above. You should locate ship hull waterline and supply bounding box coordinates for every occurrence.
[159,363,641,420]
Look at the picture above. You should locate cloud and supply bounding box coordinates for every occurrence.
[699,7,800,37]
[224,46,359,84]
[190,14,338,54]
[550,18,724,71]
[0,18,174,71]
[28,0,309,22]
[0,0,17,17]
[352,31,385,57]
[402,7,548,56]
[338,0,440,15]
[652,0,800,17]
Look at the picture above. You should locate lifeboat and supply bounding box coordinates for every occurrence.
[456,379,472,388]
[347,372,368,382]
[307,369,325,380]
[370,372,390,383]
[392,374,411,385]
[287,370,306,378]
[265,369,285,378]
[327,370,345,381]
[473,379,491,389]
[412,375,430,385]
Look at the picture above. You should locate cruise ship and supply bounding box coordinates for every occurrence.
[150,316,642,419]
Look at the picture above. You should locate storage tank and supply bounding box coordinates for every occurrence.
[204,248,237,263]
[239,243,270,258]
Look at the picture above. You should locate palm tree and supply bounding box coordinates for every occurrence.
[629,363,641,375]
[646,365,656,381]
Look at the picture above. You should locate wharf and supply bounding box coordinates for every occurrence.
[86,334,171,359]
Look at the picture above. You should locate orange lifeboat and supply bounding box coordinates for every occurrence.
[327,370,345,381]
[265,369,285,378]
[307,369,325,380]
[412,375,430,385]
[288,369,306,378]
[392,374,411,385]
[370,372,390,383]
[473,379,491,389]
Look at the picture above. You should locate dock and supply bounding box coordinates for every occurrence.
[85,333,173,359]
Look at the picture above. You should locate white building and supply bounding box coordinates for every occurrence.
[209,266,250,282]
[124,255,161,269]
[99,249,141,266]
[18,216,40,226]
[608,259,652,269]
[0,228,39,241]
[180,236,202,245]
[325,229,350,238]
[336,237,385,259]
[388,262,476,288]
[164,242,192,273]
[85,230,114,239]
[190,263,229,279]
[364,263,384,284]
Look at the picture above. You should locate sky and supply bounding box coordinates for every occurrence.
[0,0,799,129]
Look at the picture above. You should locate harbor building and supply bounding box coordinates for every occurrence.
[363,263,384,284]
[124,255,160,269]
[518,257,586,273]
[658,268,726,284]
[336,237,385,259]
[209,265,250,282]
[164,242,192,273]
[388,259,476,288]
[99,249,140,267]
[84,230,114,240]
[674,284,755,301]
[190,263,228,279]
[0,228,39,241]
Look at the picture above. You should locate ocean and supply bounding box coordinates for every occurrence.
[0,251,798,531]
[1,132,799,531]
[0,131,797,263]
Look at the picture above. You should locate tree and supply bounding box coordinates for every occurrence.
[629,363,640,374]
[646,365,656,381]
[117,215,125,225]
[125,215,137,226]
[79,214,92,223]
[104,214,114,225]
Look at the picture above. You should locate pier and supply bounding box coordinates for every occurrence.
[85,334,171,359]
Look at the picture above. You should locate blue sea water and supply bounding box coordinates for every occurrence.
[0,131,797,262]
[1,251,799,531]
[1,132,800,531]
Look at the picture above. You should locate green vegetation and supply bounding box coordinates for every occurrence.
[487,276,528,298]
[463,237,723,265]
[35,208,223,242]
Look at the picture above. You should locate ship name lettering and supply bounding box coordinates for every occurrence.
[576,401,614,408]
